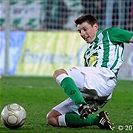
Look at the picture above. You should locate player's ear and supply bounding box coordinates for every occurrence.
[93,23,98,31]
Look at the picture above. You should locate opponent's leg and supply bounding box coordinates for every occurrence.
[53,69,87,106]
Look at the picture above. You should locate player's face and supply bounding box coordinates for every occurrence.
[77,21,98,43]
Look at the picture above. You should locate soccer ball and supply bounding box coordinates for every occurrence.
[1,103,26,129]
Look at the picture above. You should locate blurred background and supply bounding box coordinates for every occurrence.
[0,0,133,79]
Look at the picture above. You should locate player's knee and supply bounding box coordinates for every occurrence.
[46,110,61,127]
[53,69,68,79]
[46,113,59,126]
[46,115,59,126]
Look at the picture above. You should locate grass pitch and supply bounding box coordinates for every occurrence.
[0,76,132,133]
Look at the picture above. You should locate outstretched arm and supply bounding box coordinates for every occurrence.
[130,36,133,43]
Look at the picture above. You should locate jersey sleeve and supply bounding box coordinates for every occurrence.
[106,27,133,43]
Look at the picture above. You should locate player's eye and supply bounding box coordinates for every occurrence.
[83,28,88,31]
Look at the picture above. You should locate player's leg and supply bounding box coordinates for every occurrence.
[46,98,114,130]
[46,98,98,127]
[53,67,116,120]
[47,110,114,130]
[71,67,116,119]
[65,111,114,130]
[53,67,102,119]
[53,68,87,106]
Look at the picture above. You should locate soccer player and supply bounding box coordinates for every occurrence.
[46,14,133,130]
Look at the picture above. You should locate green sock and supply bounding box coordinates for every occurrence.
[65,112,99,127]
[61,77,87,106]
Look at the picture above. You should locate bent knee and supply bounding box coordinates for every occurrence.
[46,110,61,126]
[53,69,68,79]
[46,116,59,126]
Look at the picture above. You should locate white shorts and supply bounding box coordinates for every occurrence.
[53,67,116,114]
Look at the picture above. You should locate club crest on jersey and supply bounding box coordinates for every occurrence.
[89,56,98,66]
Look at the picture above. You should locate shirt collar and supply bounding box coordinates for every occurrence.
[91,30,102,44]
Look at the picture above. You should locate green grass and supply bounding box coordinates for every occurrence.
[0,76,133,133]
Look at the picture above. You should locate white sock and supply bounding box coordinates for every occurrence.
[56,74,69,84]
[58,114,67,127]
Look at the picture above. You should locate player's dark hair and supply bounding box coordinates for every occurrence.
[75,14,98,26]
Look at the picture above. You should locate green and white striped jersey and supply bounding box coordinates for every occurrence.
[84,27,133,77]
